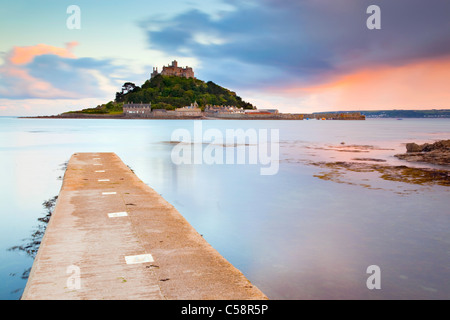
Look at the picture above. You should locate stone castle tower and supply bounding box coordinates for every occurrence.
[151,60,195,79]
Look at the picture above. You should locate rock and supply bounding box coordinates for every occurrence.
[422,140,450,152]
[396,140,450,166]
[406,143,423,153]
[406,140,450,153]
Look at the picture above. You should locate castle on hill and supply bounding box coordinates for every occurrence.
[151,60,195,79]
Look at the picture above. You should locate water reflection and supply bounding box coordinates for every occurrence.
[8,195,58,279]
[6,158,67,289]
[1,118,449,300]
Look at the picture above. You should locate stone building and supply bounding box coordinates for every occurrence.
[123,101,203,118]
[123,103,152,116]
[151,60,195,79]
[204,105,244,116]
[175,102,202,117]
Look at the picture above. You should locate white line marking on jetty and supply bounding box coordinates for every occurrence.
[94,164,103,166]
[102,192,116,195]
[98,179,110,182]
[93,158,101,160]
[125,254,154,265]
[108,212,128,218]
[95,170,105,173]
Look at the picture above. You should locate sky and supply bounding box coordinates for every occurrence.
[0,0,449,116]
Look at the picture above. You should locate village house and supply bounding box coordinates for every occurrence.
[123,102,152,116]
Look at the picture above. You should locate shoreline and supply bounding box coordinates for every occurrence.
[20,116,364,120]
[20,112,366,120]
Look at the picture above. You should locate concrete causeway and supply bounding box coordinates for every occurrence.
[22,153,267,300]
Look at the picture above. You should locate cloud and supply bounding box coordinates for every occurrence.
[0,43,120,100]
[8,42,77,65]
[141,0,450,88]
[271,55,450,111]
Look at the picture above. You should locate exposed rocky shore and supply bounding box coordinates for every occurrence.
[311,160,450,188]
[395,140,450,166]
[306,140,450,190]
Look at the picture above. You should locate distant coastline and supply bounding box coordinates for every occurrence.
[22,111,366,120]
[321,109,450,118]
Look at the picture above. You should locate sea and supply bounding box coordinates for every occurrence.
[0,116,448,300]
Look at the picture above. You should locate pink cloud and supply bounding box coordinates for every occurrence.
[8,42,78,65]
[2,66,74,99]
[271,55,450,111]
[0,42,91,99]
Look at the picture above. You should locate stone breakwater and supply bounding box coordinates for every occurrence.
[22,153,268,300]
[395,140,450,166]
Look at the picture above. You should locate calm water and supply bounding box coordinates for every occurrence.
[0,117,449,300]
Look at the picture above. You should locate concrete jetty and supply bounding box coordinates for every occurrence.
[22,153,267,300]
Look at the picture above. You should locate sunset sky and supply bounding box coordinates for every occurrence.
[1,0,449,116]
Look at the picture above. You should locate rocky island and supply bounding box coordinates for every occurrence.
[26,60,365,121]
